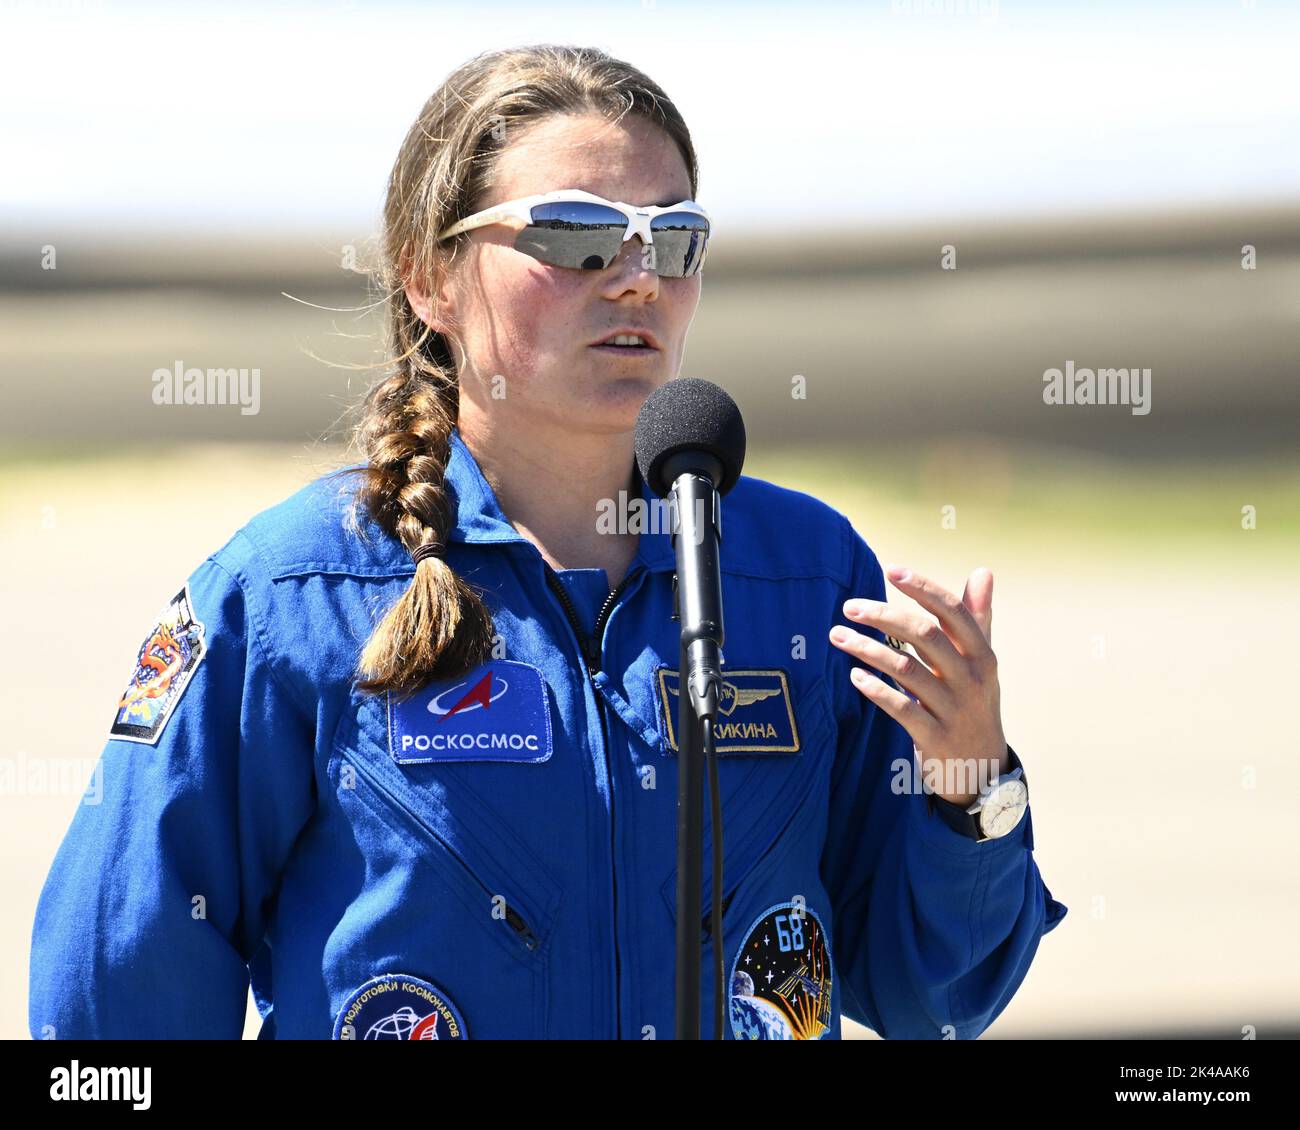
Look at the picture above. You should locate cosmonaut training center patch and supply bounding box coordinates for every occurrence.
[334,973,468,1040]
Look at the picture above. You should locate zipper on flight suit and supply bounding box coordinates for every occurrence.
[542,563,641,1039]
[700,890,737,943]
[341,752,541,952]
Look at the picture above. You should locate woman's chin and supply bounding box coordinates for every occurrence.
[592,372,659,403]
[562,382,653,433]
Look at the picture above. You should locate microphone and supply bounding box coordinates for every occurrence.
[635,377,746,1040]
[635,378,746,719]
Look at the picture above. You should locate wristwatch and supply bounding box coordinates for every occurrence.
[926,744,1029,843]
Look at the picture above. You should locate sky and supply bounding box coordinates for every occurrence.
[4,0,1298,237]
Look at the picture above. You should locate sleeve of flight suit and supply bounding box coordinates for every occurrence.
[28,537,316,1039]
[820,519,1068,1039]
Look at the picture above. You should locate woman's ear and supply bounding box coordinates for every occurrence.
[401,244,456,333]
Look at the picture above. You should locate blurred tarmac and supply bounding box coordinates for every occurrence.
[3,203,1297,459]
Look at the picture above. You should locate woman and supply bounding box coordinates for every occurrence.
[29,44,1065,1040]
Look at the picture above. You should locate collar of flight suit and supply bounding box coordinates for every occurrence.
[445,424,678,575]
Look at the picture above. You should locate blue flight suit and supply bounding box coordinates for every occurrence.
[29,425,1067,1040]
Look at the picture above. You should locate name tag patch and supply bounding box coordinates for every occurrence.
[654,666,800,755]
[388,659,553,764]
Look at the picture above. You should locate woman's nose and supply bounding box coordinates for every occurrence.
[605,234,660,286]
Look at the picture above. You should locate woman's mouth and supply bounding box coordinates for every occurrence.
[590,332,658,356]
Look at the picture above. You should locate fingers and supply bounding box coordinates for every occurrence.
[961,567,994,645]
[883,564,995,661]
[844,666,941,749]
[841,596,966,678]
[828,626,955,714]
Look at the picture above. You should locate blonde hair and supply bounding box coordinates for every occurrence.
[337,44,699,699]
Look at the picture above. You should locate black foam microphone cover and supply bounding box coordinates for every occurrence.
[634,378,746,498]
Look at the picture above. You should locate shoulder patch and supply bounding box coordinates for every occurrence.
[730,902,834,1040]
[654,666,800,755]
[334,973,468,1040]
[110,584,207,745]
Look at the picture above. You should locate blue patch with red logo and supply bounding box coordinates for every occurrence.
[388,659,553,764]
[333,973,468,1040]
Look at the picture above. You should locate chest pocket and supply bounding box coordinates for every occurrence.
[326,685,565,1039]
[654,666,837,930]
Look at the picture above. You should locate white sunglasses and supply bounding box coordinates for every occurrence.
[436,188,711,278]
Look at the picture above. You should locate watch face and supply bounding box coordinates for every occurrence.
[980,779,1028,838]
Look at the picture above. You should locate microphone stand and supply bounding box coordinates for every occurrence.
[669,455,725,1040]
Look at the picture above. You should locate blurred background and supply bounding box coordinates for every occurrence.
[3,0,1297,1040]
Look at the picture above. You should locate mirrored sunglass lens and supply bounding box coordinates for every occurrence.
[649,212,710,277]
[515,201,627,269]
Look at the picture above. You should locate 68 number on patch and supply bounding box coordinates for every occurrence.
[729,902,834,1040]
